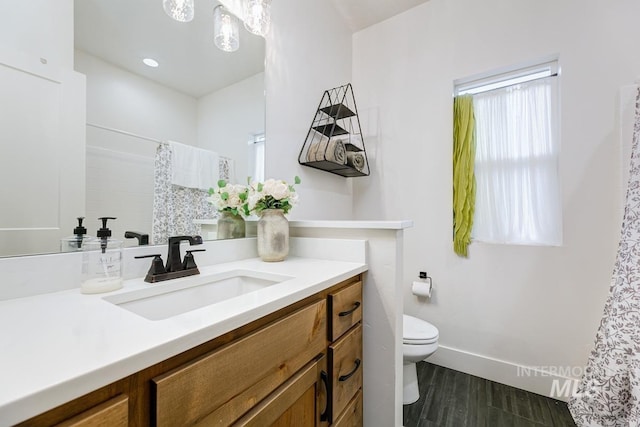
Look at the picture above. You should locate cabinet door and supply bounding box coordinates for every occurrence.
[236,356,326,426]
[329,324,363,422]
[153,300,327,426]
[332,390,362,427]
[55,395,128,427]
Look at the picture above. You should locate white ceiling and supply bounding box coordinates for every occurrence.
[74,0,266,98]
[74,0,428,98]
[329,0,430,32]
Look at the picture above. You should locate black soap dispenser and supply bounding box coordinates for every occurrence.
[60,217,95,252]
[81,217,124,294]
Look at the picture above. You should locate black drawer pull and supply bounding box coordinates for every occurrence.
[338,301,361,317]
[338,359,361,382]
[320,370,329,421]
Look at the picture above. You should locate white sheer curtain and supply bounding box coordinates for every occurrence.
[248,133,265,182]
[472,77,561,245]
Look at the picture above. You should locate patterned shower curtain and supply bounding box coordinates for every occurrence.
[151,143,216,244]
[569,88,640,425]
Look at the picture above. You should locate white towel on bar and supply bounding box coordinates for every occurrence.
[169,141,219,190]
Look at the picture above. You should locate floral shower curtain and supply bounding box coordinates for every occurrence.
[568,88,640,425]
[151,143,216,244]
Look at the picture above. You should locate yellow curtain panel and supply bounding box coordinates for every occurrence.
[453,95,476,257]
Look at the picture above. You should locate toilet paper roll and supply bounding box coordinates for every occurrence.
[412,281,432,298]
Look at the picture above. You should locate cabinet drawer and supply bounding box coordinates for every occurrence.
[152,300,327,426]
[332,389,363,427]
[329,324,362,422]
[56,395,128,427]
[328,281,362,341]
[236,356,324,426]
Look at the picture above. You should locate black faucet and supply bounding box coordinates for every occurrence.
[165,235,203,272]
[124,231,149,246]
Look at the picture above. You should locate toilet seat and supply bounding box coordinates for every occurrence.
[403,314,439,404]
[403,314,439,345]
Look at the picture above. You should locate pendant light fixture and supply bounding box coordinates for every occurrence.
[213,5,240,52]
[163,0,195,22]
[243,0,271,37]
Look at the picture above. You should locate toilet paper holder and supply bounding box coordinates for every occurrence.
[412,271,433,298]
[419,271,433,286]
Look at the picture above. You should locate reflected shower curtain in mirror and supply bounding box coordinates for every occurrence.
[152,143,215,245]
[569,87,640,425]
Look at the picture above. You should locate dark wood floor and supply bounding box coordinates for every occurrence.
[403,362,577,427]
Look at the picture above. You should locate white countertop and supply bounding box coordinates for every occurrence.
[289,220,413,229]
[0,256,367,425]
[193,219,414,230]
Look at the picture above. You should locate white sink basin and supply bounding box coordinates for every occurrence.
[103,269,293,320]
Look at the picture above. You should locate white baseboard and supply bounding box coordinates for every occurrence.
[427,345,580,402]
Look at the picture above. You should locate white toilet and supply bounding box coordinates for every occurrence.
[403,314,439,404]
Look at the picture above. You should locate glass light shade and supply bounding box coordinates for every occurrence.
[163,0,194,22]
[243,0,271,37]
[213,5,240,52]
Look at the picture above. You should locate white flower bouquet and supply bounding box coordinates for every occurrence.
[208,180,250,216]
[248,176,301,215]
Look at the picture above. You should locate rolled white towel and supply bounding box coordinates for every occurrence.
[306,141,320,162]
[313,139,329,161]
[346,151,365,171]
[306,139,347,164]
[327,139,347,164]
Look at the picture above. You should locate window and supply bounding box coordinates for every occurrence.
[456,61,561,246]
[248,133,265,182]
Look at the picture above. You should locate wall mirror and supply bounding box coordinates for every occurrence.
[0,0,266,258]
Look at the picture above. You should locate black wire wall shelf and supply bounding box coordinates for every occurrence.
[298,83,370,177]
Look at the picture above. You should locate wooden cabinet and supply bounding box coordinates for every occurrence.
[152,300,326,426]
[329,324,363,421]
[331,391,363,427]
[20,274,363,427]
[236,355,326,426]
[328,281,363,341]
[55,395,128,427]
[327,281,363,424]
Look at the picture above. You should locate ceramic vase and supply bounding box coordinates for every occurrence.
[257,209,289,262]
[217,210,246,240]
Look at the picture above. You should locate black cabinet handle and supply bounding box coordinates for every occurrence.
[338,301,361,317]
[338,359,361,382]
[320,370,329,421]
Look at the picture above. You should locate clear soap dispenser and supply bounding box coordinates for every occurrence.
[81,217,123,294]
[60,217,95,252]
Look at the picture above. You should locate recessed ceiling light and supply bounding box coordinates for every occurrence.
[143,58,159,68]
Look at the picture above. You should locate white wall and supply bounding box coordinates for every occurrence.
[0,0,73,69]
[75,50,198,244]
[352,0,640,398]
[0,1,83,256]
[265,0,354,220]
[75,50,198,148]
[197,72,265,183]
[291,225,406,427]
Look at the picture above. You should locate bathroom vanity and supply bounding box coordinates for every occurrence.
[19,274,363,426]
[1,222,410,426]
[0,237,368,426]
